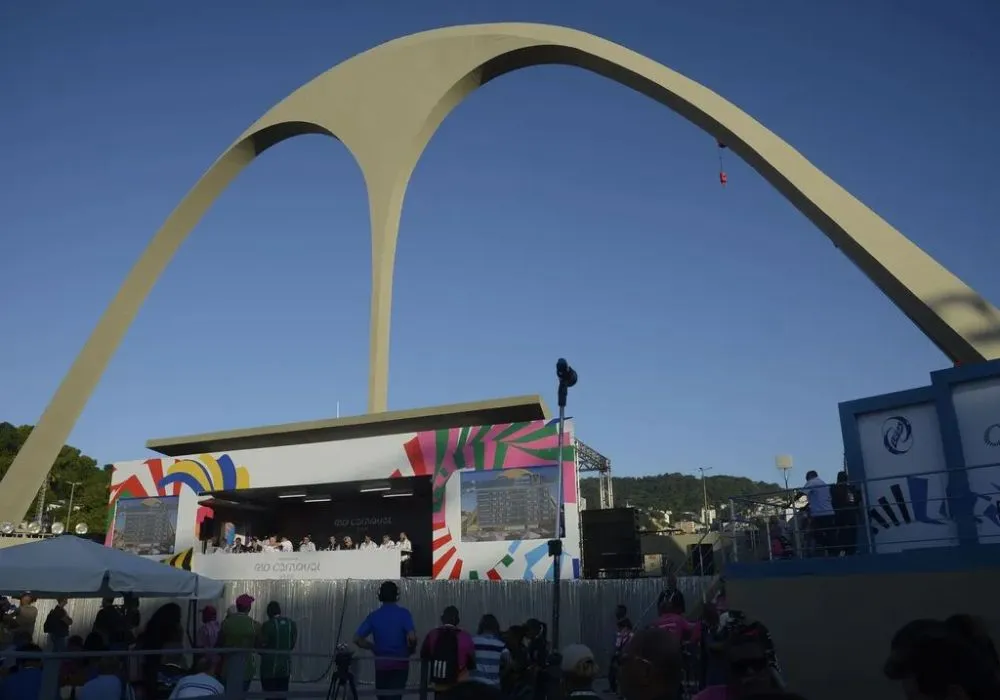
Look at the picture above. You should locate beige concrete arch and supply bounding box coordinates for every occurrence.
[2,22,999,522]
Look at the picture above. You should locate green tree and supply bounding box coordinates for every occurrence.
[580,471,781,521]
[0,422,110,533]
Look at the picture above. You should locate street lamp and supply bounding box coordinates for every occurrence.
[697,467,713,525]
[775,455,794,491]
[65,481,82,531]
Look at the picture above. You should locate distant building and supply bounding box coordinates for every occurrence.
[476,471,556,530]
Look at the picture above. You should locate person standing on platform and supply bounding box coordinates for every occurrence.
[354,581,417,700]
[260,601,298,699]
[398,533,413,576]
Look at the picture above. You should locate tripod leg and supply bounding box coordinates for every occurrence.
[348,675,359,700]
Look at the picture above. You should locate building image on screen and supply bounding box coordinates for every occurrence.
[111,497,179,555]
[460,467,558,542]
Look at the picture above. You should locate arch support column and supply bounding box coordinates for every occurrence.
[366,175,410,414]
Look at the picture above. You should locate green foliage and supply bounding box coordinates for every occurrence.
[0,422,110,533]
[580,471,780,520]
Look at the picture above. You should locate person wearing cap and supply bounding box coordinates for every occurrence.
[219,593,261,692]
[560,644,601,700]
[196,605,221,671]
[354,581,417,700]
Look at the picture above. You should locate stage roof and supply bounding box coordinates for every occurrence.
[146,395,550,457]
[200,475,431,508]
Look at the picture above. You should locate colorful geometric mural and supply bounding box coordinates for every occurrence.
[159,454,250,493]
[161,547,194,571]
[108,418,580,581]
[395,419,577,581]
[106,455,251,545]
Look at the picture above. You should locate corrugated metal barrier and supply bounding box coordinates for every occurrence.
[24,577,710,682]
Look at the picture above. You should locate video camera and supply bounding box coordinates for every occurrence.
[334,644,353,675]
[327,643,359,700]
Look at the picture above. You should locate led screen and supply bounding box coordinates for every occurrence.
[460,466,559,542]
[111,496,179,555]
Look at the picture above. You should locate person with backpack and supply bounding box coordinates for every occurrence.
[259,601,298,698]
[420,606,475,699]
[44,597,73,651]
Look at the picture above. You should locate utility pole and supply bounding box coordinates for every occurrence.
[65,481,82,531]
[698,467,713,525]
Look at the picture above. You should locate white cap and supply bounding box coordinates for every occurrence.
[561,644,597,675]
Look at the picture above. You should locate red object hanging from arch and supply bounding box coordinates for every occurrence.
[719,171,728,186]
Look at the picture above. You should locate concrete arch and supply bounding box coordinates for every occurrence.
[2,22,999,521]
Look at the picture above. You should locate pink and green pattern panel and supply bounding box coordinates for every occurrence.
[409,419,576,580]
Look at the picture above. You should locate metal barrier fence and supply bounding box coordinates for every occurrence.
[11,576,710,687]
[727,463,1000,560]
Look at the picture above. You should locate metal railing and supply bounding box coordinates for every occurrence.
[727,463,1000,561]
[4,647,436,700]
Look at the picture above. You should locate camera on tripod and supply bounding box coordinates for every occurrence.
[334,645,354,675]
[327,644,359,700]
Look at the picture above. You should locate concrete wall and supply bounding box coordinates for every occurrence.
[728,568,1000,700]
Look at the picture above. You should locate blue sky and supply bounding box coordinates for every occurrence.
[1,1,998,487]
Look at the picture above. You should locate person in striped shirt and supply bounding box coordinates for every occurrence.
[469,614,509,687]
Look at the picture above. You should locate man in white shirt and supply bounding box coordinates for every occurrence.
[398,532,413,576]
[800,470,836,556]
[262,536,279,553]
[279,537,294,552]
[358,535,377,551]
[299,536,317,553]
[169,657,224,699]
[380,534,396,550]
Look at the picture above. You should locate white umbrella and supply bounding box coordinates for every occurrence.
[0,536,224,599]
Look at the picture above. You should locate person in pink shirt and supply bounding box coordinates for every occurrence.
[420,605,476,697]
[653,590,701,644]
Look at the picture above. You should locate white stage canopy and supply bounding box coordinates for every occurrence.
[0,536,224,599]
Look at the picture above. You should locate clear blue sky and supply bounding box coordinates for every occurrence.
[2,1,998,487]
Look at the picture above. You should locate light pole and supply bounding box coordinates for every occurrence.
[775,455,794,491]
[698,467,712,525]
[65,481,82,531]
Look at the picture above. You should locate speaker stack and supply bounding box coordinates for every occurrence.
[580,507,642,578]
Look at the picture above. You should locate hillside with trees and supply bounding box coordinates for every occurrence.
[580,471,782,520]
[0,422,111,533]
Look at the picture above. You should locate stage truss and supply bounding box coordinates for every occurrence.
[574,438,614,509]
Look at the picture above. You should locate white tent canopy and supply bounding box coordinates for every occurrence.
[0,536,224,599]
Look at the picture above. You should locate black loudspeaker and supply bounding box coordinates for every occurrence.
[200,516,217,541]
[581,508,641,577]
[687,543,715,576]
